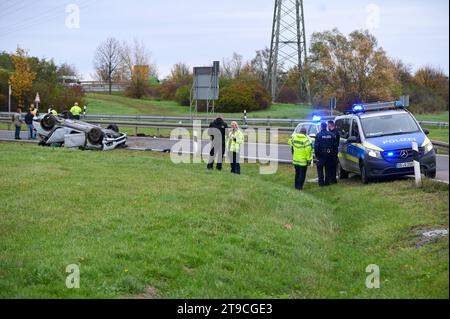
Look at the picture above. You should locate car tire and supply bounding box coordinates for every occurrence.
[425,170,437,179]
[360,162,370,184]
[338,161,349,179]
[107,124,119,133]
[87,127,104,145]
[41,114,57,131]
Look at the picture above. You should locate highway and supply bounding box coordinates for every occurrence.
[1,130,448,182]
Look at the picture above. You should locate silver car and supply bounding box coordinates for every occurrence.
[33,114,127,151]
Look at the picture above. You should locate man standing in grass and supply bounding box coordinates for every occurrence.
[288,127,313,191]
[207,115,228,171]
[12,108,23,140]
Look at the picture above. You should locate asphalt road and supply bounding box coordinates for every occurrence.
[1,130,448,182]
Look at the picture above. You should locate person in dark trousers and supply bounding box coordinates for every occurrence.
[25,106,36,140]
[315,122,336,187]
[288,127,313,191]
[207,115,228,171]
[226,121,244,175]
[12,108,23,140]
[327,120,340,184]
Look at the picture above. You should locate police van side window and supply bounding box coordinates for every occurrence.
[336,118,350,139]
[351,119,360,139]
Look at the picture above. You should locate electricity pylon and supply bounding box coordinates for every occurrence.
[268,0,310,103]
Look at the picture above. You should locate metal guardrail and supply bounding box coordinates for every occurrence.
[1,112,447,127]
[0,112,333,128]
[0,113,448,149]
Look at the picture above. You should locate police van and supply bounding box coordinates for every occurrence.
[335,100,437,184]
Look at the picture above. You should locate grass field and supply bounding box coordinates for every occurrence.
[86,93,314,119]
[0,143,448,298]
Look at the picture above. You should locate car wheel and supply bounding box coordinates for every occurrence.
[360,162,370,184]
[87,127,104,145]
[107,124,119,133]
[425,170,437,179]
[41,114,57,131]
[338,161,349,179]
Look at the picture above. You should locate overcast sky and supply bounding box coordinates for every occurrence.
[0,0,448,79]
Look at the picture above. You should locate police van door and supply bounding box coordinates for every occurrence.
[336,117,352,172]
[346,118,363,172]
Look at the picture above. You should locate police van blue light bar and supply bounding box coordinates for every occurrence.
[350,96,410,114]
[312,115,322,122]
[352,104,365,113]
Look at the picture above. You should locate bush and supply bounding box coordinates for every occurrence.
[216,81,271,113]
[276,86,299,104]
[175,85,191,106]
[124,79,150,99]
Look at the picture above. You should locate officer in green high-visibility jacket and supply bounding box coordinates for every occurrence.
[226,121,244,175]
[70,102,82,120]
[288,127,313,190]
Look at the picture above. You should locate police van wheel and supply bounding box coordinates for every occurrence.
[338,162,349,179]
[360,162,370,184]
[425,170,436,179]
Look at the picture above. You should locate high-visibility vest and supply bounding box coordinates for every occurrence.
[288,133,313,166]
[70,105,82,116]
[226,129,244,153]
[51,110,57,116]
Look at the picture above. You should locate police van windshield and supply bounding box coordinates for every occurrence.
[361,113,421,138]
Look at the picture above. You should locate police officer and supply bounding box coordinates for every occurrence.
[70,102,82,120]
[315,122,335,187]
[226,121,244,175]
[207,115,228,171]
[327,120,340,184]
[288,127,313,191]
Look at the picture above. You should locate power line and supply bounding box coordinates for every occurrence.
[0,1,33,18]
[0,0,92,37]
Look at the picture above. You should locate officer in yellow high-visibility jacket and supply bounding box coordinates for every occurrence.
[288,127,313,190]
[70,102,82,120]
[226,121,244,175]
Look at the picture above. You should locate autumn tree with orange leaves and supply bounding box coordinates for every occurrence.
[8,47,36,109]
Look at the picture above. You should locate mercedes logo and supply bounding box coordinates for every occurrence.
[400,150,409,159]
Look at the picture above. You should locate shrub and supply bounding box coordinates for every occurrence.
[175,85,191,106]
[276,86,299,104]
[216,81,271,113]
[124,79,150,99]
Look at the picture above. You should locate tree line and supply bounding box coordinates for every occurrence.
[95,29,448,114]
[0,48,85,112]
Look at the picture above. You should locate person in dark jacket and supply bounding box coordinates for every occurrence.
[207,115,228,171]
[327,120,340,184]
[25,106,36,140]
[315,122,336,187]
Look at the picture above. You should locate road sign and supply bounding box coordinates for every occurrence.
[35,93,40,103]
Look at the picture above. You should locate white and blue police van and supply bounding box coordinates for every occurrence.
[334,99,437,184]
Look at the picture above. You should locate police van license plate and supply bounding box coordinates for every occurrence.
[396,162,415,168]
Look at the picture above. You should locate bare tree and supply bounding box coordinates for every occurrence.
[93,37,124,94]
[168,62,191,82]
[222,52,243,79]
[121,39,158,80]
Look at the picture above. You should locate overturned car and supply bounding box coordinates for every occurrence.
[33,114,127,151]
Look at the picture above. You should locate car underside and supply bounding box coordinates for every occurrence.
[33,114,127,151]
